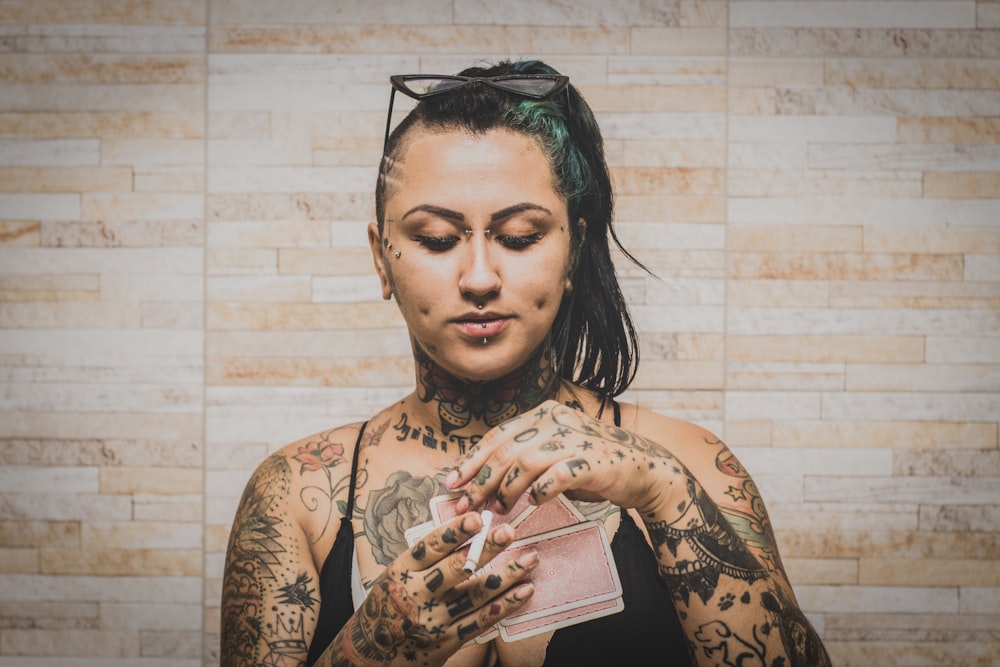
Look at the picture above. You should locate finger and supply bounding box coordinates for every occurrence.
[452,582,536,644]
[406,512,482,569]
[442,546,538,627]
[525,456,599,505]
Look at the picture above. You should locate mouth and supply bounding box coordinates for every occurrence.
[454,315,510,339]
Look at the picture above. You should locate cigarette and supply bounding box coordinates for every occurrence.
[463,510,493,574]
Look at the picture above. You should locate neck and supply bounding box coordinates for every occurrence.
[410,343,560,436]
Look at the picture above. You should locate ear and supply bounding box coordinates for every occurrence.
[368,221,393,300]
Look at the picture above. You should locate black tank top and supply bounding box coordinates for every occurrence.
[305,406,691,666]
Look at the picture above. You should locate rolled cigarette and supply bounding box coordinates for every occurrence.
[463,510,493,574]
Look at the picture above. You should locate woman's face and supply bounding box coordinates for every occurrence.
[369,127,574,383]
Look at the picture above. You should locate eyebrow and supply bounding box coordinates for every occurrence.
[400,202,554,224]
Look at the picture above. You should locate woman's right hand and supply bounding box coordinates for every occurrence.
[323,511,538,666]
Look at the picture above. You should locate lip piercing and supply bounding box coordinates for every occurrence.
[477,303,484,310]
[483,337,488,345]
[481,322,487,328]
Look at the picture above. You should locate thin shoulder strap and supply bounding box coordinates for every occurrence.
[345,422,367,516]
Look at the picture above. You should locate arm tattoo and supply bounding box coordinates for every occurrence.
[221,454,294,666]
[647,484,766,606]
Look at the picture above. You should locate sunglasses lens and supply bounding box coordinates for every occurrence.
[491,77,563,97]
[398,77,466,96]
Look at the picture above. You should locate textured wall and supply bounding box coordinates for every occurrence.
[0,1,997,665]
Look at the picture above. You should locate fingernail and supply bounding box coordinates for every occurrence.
[455,495,470,514]
[517,550,539,569]
[445,470,459,488]
[514,583,535,601]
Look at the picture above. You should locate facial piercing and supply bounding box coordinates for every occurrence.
[477,303,484,310]
[483,337,488,345]
[394,250,401,259]
[481,322,487,328]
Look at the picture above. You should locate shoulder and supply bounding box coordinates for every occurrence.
[274,420,369,473]
[619,402,756,503]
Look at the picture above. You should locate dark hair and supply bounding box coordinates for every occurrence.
[376,59,648,397]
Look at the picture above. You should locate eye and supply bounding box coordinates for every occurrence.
[414,235,459,251]
[496,233,543,250]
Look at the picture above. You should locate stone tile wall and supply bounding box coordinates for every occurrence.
[0,1,997,665]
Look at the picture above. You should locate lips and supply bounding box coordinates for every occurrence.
[454,313,510,338]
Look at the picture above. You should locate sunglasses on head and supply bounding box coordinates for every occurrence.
[383,74,571,152]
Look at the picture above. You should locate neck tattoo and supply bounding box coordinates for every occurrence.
[413,343,558,435]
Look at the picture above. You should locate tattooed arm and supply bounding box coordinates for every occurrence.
[221,451,323,667]
[447,400,831,667]
[642,420,831,667]
[222,426,538,667]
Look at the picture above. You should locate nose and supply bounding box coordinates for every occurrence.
[458,234,501,300]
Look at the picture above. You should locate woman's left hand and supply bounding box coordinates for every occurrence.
[445,400,691,521]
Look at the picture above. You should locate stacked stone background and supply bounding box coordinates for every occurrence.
[0,1,997,665]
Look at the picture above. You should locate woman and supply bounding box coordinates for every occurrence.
[221,59,831,667]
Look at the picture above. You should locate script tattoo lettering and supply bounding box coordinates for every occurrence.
[393,411,480,455]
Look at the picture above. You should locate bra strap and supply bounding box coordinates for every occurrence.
[345,422,367,516]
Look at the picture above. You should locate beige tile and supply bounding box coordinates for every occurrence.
[784,557,858,585]
[727,361,845,391]
[213,23,631,55]
[729,252,964,281]
[727,87,777,114]
[730,2,975,29]
[620,139,726,168]
[825,57,1000,89]
[898,116,1000,144]
[0,547,39,573]
[729,224,863,252]
[846,363,1000,392]
[206,302,402,330]
[925,172,1000,199]
[0,220,41,245]
[81,193,203,222]
[206,354,412,387]
[774,419,997,450]
[729,27,998,59]
[278,248,374,276]
[0,112,205,140]
[728,279,831,307]
[632,360,724,390]
[0,628,139,657]
[860,558,1000,587]
[615,194,726,223]
[722,419,773,446]
[99,468,202,495]
[631,28,727,56]
[40,547,202,576]
[0,54,205,85]
[826,639,1000,666]
[0,0,206,25]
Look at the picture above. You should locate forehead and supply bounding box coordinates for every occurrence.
[385,128,562,210]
